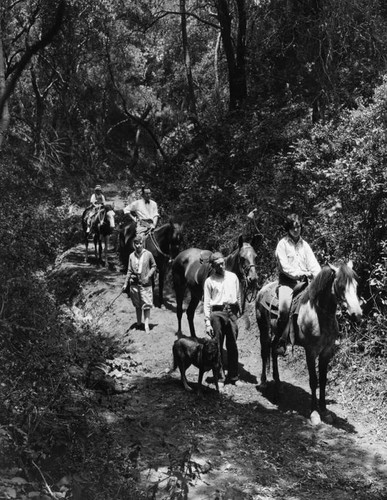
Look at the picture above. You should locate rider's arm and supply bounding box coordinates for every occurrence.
[152,214,159,228]
[123,201,137,221]
[303,241,321,278]
[147,253,157,278]
[123,259,133,290]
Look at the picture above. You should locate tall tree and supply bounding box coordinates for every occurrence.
[0,0,65,149]
[215,0,247,110]
[180,0,197,119]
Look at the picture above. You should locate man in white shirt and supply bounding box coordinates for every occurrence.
[203,252,241,385]
[275,213,321,356]
[123,186,159,235]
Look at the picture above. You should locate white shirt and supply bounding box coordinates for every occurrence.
[275,235,321,280]
[203,270,241,322]
[124,198,159,225]
[90,193,105,206]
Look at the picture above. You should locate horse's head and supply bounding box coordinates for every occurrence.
[330,261,362,322]
[235,236,259,302]
[168,221,184,258]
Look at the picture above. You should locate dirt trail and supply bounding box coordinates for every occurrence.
[56,232,387,500]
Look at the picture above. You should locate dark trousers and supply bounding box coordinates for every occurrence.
[210,310,239,381]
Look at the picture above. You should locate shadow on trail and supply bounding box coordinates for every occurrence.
[94,371,387,500]
[256,380,357,434]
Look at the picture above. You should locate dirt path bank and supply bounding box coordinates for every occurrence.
[55,239,387,500]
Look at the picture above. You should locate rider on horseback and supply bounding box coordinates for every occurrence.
[123,186,159,241]
[86,185,106,233]
[274,213,321,356]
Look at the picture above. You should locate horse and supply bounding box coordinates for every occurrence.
[82,204,116,266]
[255,262,362,421]
[172,236,259,337]
[118,220,183,306]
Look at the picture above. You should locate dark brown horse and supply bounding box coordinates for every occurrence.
[255,262,362,421]
[172,236,259,337]
[118,221,183,306]
[82,205,116,266]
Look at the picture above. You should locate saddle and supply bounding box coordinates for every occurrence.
[261,279,309,346]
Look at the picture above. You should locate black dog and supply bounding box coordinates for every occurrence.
[172,336,221,395]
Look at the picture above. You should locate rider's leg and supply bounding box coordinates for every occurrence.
[275,285,292,356]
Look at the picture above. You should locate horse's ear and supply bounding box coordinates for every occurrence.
[328,263,338,273]
[347,260,353,269]
[238,235,244,248]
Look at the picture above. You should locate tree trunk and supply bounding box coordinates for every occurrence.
[0,0,65,149]
[0,34,10,148]
[215,0,247,110]
[179,0,197,119]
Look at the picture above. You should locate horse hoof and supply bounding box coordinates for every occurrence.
[310,411,321,426]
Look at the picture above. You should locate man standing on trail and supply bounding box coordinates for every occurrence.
[203,251,241,386]
[122,234,157,334]
[123,186,159,237]
[274,213,321,356]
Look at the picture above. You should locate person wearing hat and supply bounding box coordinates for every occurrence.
[274,213,321,356]
[203,251,241,386]
[122,234,157,333]
[90,185,106,208]
[86,185,106,233]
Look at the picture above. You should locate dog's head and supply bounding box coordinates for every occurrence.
[201,338,221,368]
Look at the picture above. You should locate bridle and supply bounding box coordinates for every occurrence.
[239,257,258,303]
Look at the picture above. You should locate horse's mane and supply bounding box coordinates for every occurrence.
[335,263,358,292]
[301,266,335,307]
[302,263,357,307]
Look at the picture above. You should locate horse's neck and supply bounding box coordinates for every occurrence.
[225,249,240,277]
[311,280,337,313]
[152,224,169,252]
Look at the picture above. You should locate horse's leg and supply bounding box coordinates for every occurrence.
[187,288,201,338]
[103,235,109,266]
[305,350,319,413]
[172,267,186,335]
[319,348,334,416]
[93,234,99,263]
[84,236,89,263]
[271,348,281,397]
[256,305,270,387]
[157,258,166,308]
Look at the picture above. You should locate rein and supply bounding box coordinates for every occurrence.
[240,261,258,303]
[148,231,171,259]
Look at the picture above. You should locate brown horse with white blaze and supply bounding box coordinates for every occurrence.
[256,261,362,421]
[172,236,259,337]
